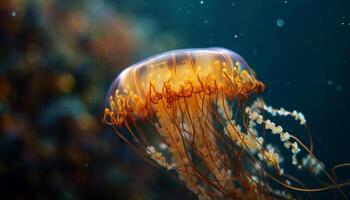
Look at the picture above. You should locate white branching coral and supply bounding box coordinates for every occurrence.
[260,148,281,167]
[245,107,302,167]
[250,99,306,125]
[302,154,323,175]
[265,104,306,125]
[290,142,301,155]
[224,121,264,152]
[146,146,174,170]
[280,132,290,142]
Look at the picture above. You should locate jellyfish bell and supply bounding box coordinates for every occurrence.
[103,48,348,200]
[104,48,264,123]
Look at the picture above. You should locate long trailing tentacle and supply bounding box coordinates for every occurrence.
[247,99,349,199]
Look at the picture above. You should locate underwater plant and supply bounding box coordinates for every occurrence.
[103,48,349,200]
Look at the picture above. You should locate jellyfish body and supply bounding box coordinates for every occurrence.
[104,48,348,200]
[105,48,263,124]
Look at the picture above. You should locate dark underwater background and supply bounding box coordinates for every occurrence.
[0,0,349,199]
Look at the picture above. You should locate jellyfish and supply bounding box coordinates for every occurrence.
[103,48,349,200]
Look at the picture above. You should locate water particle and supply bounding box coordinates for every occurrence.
[276,18,285,27]
[234,34,238,38]
[327,80,333,85]
[336,86,342,91]
[200,0,204,4]
[253,49,258,56]
[283,0,288,4]
[12,11,16,17]
[204,20,208,24]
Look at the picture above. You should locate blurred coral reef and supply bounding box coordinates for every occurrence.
[0,0,188,199]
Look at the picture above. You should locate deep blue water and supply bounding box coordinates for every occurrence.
[1,0,349,199]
